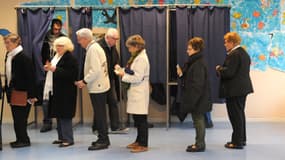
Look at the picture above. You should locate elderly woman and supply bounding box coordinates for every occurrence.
[115,35,150,153]
[4,33,37,148]
[177,37,212,152]
[43,36,78,147]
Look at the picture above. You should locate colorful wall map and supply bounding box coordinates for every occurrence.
[19,0,285,72]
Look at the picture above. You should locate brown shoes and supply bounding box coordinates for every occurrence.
[127,142,148,153]
[126,142,139,149]
[130,146,148,153]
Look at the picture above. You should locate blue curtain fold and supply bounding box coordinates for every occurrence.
[119,7,167,84]
[175,6,230,103]
[68,7,92,79]
[17,8,54,84]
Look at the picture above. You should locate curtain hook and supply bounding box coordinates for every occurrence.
[20,8,26,14]
[81,8,86,14]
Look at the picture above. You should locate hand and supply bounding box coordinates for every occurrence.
[176,65,182,77]
[74,80,86,89]
[216,65,221,71]
[114,65,124,77]
[114,69,125,77]
[44,61,56,72]
[27,98,38,105]
[114,64,121,70]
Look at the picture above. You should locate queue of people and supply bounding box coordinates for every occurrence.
[2,21,253,153]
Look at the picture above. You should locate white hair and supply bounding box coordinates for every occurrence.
[53,36,74,52]
[105,28,119,38]
[76,28,93,40]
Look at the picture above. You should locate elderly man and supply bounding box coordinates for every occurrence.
[75,28,110,151]
[92,28,128,134]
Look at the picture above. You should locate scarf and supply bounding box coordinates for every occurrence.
[126,50,141,68]
[43,53,63,100]
[181,52,203,88]
[121,50,141,90]
[45,30,64,59]
[45,30,61,47]
[5,45,23,86]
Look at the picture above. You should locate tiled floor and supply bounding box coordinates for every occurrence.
[0,121,284,160]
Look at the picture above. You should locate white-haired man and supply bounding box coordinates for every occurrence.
[75,28,110,151]
[92,28,128,134]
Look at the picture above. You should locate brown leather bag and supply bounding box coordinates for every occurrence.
[10,90,27,106]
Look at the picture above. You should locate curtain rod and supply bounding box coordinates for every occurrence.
[15,3,231,9]
[15,5,69,10]
[120,3,231,8]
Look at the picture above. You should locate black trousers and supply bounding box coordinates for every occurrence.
[42,100,52,124]
[92,80,120,131]
[11,104,31,143]
[90,92,109,143]
[133,114,148,147]
[226,96,247,145]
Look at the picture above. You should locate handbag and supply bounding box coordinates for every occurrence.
[10,90,27,106]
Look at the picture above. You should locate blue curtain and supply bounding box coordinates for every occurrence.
[68,8,92,79]
[176,7,230,103]
[119,7,167,83]
[17,8,54,84]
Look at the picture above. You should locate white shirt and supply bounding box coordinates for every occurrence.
[5,45,23,86]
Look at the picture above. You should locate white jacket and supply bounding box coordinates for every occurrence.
[84,41,110,93]
[122,49,150,114]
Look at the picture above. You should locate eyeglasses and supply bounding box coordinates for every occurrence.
[110,36,119,41]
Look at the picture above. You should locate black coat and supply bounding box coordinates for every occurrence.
[180,53,212,114]
[97,37,120,99]
[5,51,36,102]
[49,52,78,118]
[218,47,254,98]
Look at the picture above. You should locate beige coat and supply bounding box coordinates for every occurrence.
[122,49,150,115]
[84,41,110,93]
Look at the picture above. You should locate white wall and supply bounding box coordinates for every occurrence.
[212,68,285,121]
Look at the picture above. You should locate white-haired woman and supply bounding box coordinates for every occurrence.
[43,36,78,147]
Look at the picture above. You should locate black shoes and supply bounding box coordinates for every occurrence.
[52,140,74,147]
[52,140,63,144]
[224,142,244,149]
[89,140,110,151]
[40,124,52,133]
[226,141,246,146]
[59,142,74,148]
[186,144,205,152]
[10,141,31,148]
[88,143,109,151]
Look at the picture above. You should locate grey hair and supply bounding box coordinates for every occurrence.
[76,28,93,40]
[105,28,119,38]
